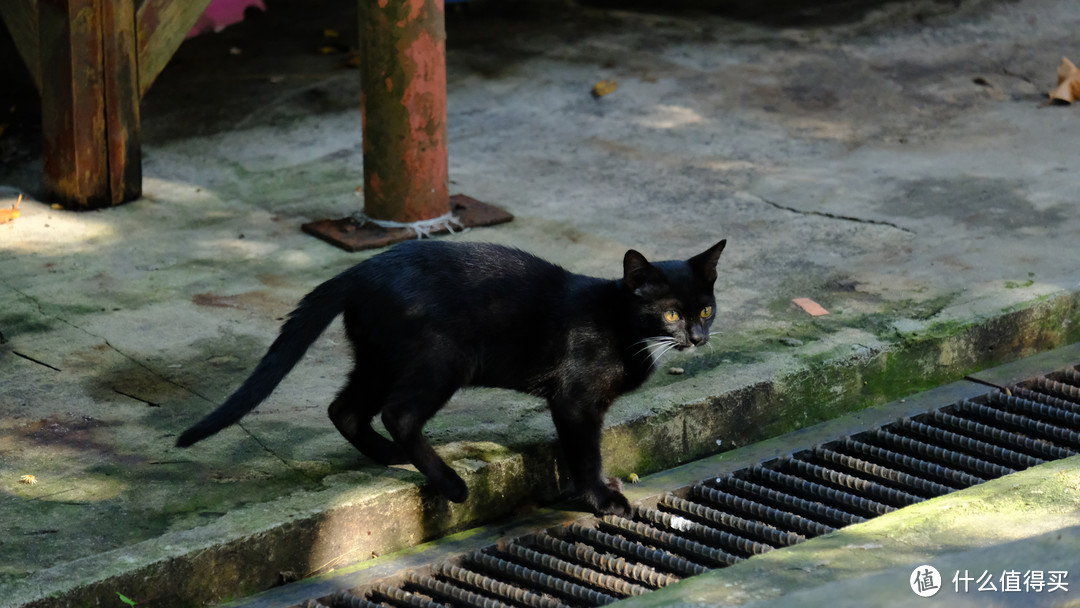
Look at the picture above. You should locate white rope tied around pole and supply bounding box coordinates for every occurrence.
[351,209,465,239]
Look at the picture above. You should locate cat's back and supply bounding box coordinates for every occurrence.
[371,240,566,285]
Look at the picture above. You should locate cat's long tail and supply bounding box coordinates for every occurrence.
[175,274,351,448]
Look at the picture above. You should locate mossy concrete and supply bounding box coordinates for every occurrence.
[3,0,1080,606]
[618,457,1080,608]
[600,293,1080,481]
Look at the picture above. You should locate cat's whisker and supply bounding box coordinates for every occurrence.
[645,342,674,361]
[633,337,666,359]
[653,341,679,362]
[633,337,674,361]
[706,331,722,350]
[638,336,680,365]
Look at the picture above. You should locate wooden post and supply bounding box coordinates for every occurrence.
[358,0,449,223]
[102,0,141,205]
[38,0,140,209]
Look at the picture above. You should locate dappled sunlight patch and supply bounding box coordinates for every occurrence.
[634,104,707,130]
[191,235,280,261]
[141,177,223,207]
[701,159,762,173]
[0,194,119,256]
[783,116,857,142]
[5,468,128,502]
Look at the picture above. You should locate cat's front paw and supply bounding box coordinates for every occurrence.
[583,483,631,516]
[597,491,631,516]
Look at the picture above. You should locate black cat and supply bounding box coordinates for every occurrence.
[177,239,726,515]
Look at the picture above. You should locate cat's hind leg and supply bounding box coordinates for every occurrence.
[379,377,467,503]
[328,369,407,466]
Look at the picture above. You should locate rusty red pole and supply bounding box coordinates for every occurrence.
[358,0,449,223]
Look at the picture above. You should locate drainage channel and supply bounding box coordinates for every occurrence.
[247,362,1080,608]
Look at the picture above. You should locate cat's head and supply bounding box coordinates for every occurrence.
[622,240,726,351]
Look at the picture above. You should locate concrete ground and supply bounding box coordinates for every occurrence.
[2,0,1080,606]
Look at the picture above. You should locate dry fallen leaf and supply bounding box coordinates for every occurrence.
[591,79,618,98]
[20,474,37,485]
[0,194,21,225]
[1050,57,1080,104]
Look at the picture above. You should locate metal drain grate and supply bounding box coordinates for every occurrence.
[291,366,1080,608]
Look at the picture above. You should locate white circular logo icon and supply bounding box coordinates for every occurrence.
[910,565,942,597]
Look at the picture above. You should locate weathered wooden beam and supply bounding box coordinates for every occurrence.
[136,0,214,97]
[38,0,140,208]
[0,1,42,93]
[38,0,108,208]
[358,0,450,223]
[102,0,141,204]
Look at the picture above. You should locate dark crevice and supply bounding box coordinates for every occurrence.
[112,387,161,407]
[963,375,1006,391]
[12,350,62,372]
[755,195,915,234]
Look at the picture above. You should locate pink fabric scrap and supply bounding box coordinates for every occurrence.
[187,0,267,39]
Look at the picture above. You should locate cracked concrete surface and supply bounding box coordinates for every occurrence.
[2,0,1080,606]
[750,195,915,234]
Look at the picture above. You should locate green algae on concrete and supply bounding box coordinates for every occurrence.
[617,456,1080,608]
[599,291,1080,482]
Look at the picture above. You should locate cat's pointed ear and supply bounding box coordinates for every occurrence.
[623,249,667,298]
[689,239,727,284]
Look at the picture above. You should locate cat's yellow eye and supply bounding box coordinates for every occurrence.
[663,310,680,323]
[700,306,713,319]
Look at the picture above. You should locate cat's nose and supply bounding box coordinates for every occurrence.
[689,327,708,346]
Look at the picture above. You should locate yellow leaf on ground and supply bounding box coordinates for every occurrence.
[0,194,21,225]
[592,79,618,98]
[1050,57,1080,103]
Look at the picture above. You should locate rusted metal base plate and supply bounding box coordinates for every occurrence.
[302,194,514,252]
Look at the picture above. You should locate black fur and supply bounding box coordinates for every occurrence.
[177,239,726,515]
